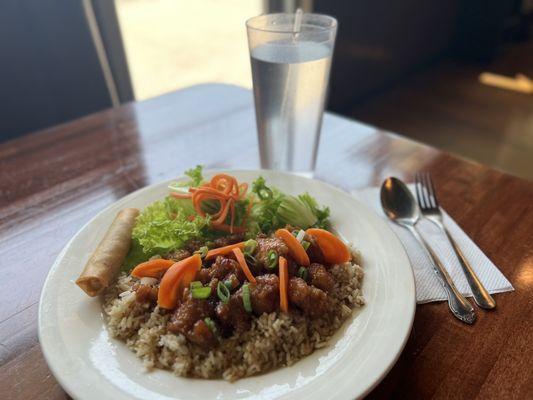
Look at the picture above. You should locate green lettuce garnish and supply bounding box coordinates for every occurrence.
[183,165,204,187]
[122,238,149,271]
[132,196,209,255]
[298,193,331,229]
[168,165,205,195]
[249,177,284,234]
[123,171,331,271]
[277,195,318,229]
[249,176,330,232]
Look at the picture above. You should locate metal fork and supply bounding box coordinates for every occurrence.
[415,172,496,309]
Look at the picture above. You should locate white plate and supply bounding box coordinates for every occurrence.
[39,170,415,400]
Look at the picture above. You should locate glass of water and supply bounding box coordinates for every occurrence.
[246,12,337,175]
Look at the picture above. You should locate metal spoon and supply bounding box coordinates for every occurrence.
[380,177,476,324]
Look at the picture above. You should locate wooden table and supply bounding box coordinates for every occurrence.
[1,84,532,399]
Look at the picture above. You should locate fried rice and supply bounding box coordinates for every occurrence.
[103,253,364,382]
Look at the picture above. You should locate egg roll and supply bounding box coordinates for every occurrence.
[76,208,140,297]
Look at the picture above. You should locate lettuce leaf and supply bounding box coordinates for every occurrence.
[125,172,332,271]
[122,238,149,272]
[298,193,331,229]
[249,177,331,232]
[277,195,318,228]
[183,165,204,187]
[249,177,285,234]
[132,196,210,255]
[168,165,205,193]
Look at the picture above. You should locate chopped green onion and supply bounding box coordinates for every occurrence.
[217,281,230,304]
[242,284,252,313]
[245,253,256,266]
[297,267,308,281]
[301,240,310,251]
[194,246,208,258]
[296,229,306,242]
[224,279,233,291]
[244,239,258,255]
[190,281,203,290]
[204,317,219,337]
[191,286,211,299]
[266,249,278,269]
[257,187,273,200]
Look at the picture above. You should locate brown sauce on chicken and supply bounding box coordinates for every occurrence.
[152,231,341,349]
[133,283,158,303]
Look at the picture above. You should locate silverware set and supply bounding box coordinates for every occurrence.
[380,173,495,324]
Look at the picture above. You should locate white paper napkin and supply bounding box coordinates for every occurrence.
[351,185,514,303]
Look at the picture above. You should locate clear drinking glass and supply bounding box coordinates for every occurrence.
[246,12,337,175]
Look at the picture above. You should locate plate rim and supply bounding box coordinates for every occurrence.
[39,169,416,400]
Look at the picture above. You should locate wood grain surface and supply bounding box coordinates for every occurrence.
[1,84,532,399]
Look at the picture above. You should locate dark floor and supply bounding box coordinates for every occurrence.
[350,39,533,181]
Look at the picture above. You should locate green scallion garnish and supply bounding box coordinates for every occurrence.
[244,239,258,255]
[194,246,208,258]
[204,317,218,337]
[217,281,230,304]
[242,283,252,313]
[297,266,308,281]
[190,281,203,290]
[301,240,310,251]
[191,286,211,299]
[245,253,256,266]
[258,187,273,200]
[224,279,233,291]
[266,249,278,269]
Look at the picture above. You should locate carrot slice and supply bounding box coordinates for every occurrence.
[172,173,250,233]
[232,247,257,284]
[157,254,201,309]
[237,183,248,199]
[205,242,245,260]
[229,199,236,233]
[275,228,310,266]
[306,228,350,264]
[211,198,233,225]
[279,256,289,313]
[131,259,175,278]
[210,174,237,195]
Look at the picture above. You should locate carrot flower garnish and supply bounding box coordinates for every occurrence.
[170,174,251,233]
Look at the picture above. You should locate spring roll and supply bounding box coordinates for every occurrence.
[76,208,140,297]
